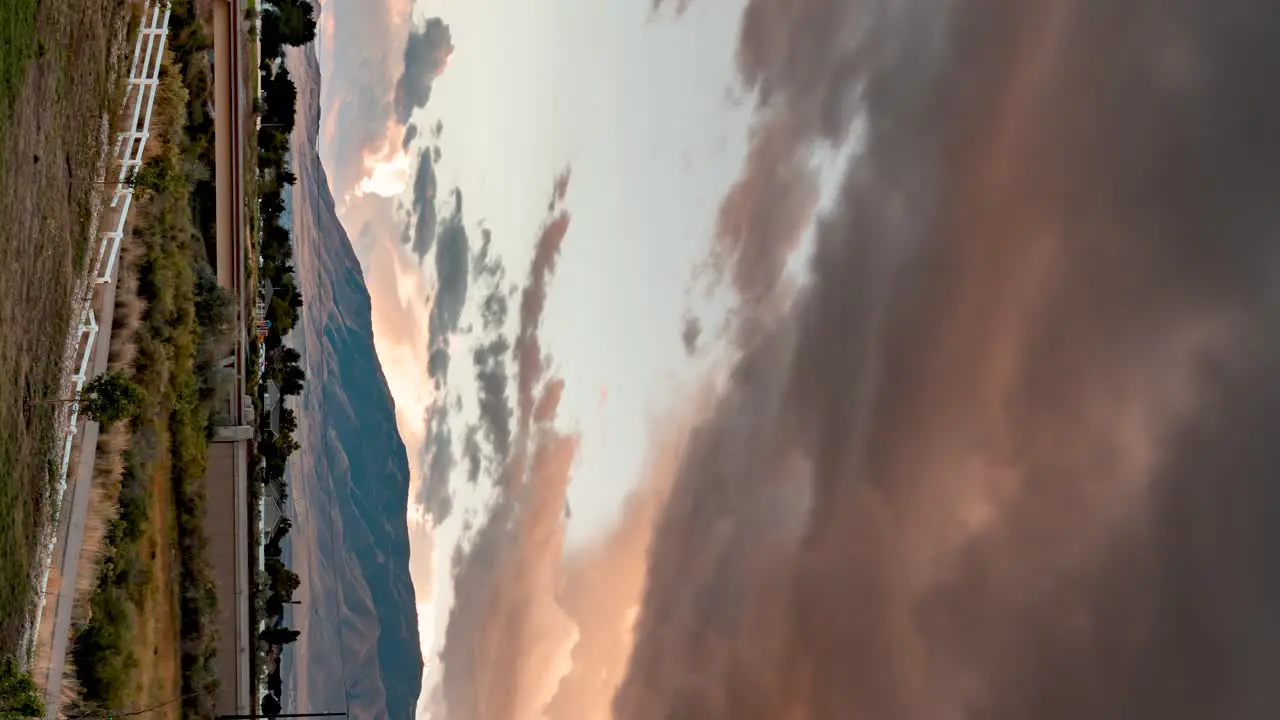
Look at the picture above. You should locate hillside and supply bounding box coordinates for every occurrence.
[282,45,423,720]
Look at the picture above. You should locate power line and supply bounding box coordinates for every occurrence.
[216,707,345,712]
[64,691,194,720]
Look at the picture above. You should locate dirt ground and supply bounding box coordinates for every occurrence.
[0,0,133,656]
[131,453,180,720]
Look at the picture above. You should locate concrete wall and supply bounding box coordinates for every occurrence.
[209,1,253,714]
[204,439,251,717]
[212,1,234,288]
[212,0,248,428]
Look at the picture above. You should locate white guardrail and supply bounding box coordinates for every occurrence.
[29,0,172,655]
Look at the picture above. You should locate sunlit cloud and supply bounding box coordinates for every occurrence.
[355,126,415,198]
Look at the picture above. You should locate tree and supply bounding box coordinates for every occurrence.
[278,360,305,397]
[129,156,179,197]
[267,668,284,698]
[265,565,300,616]
[261,65,297,130]
[259,626,300,647]
[260,187,285,218]
[79,372,143,428]
[258,8,285,59]
[266,292,296,333]
[269,516,293,545]
[279,407,298,435]
[275,0,318,47]
[261,223,294,266]
[0,656,44,720]
[276,569,301,599]
[287,284,304,311]
[264,453,288,482]
[258,125,290,164]
[195,264,236,341]
[274,433,300,459]
[261,693,282,718]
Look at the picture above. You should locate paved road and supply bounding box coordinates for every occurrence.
[43,258,121,719]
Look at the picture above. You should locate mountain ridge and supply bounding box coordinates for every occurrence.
[283,44,424,720]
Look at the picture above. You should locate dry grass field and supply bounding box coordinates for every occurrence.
[0,0,133,656]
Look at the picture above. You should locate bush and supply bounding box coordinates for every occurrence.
[0,657,44,720]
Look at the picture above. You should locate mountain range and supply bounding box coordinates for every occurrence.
[281,44,424,720]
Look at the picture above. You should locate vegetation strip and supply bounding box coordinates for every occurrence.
[248,2,318,715]
[67,2,230,718]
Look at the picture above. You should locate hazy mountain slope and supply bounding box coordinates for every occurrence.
[283,45,423,720]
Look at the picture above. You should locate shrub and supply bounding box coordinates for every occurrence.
[0,657,44,720]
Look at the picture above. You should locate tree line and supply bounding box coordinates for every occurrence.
[249,4,316,716]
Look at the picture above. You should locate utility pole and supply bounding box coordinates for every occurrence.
[215,707,348,712]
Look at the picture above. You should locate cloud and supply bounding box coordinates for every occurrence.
[438,174,581,720]
[407,148,440,261]
[354,134,413,198]
[514,169,574,443]
[316,0,412,195]
[394,18,455,126]
[469,229,516,466]
[431,190,471,346]
[414,189,473,521]
[419,412,456,522]
[670,0,876,337]
[544,392,718,720]
[680,314,701,355]
[613,1,1280,719]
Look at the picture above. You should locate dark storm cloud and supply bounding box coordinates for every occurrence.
[472,324,513,464]
[681,314,701,355]
[616,1,1280,720]
[403,119,443,151]
[669,0,876,325]
[417,411,455,521]
[427,346,450,382]
[467,228,517,471]
[463,426,483,486]
[393,18,454,125]
[415,189,471,522]
[440,175,578,719]
[431,189,471,345]
[409,148,439,262]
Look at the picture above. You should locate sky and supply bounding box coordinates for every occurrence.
[318,0,745,541]
[317,0,1280,718]
[315,0,793,708]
